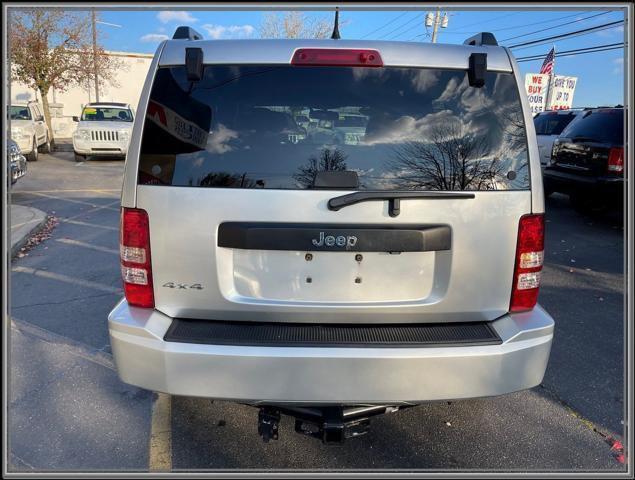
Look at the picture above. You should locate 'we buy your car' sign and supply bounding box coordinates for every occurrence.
[525,74,550,114]
[525,73,578,113]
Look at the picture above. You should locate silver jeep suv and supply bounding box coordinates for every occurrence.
[109,27,554,443]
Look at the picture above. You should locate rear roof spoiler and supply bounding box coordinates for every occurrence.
[463,32,498,46]
[173,26,203,40]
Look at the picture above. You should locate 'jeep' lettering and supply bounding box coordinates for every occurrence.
[312,232,358,249]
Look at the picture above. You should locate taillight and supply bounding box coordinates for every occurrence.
[510,214,544,313]
[120,208,154,308]
[291,48,383,67]
[607,147,624,174]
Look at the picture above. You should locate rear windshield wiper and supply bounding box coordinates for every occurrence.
[328,191,475,217]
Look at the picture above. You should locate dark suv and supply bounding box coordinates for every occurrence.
[543,107,625,210]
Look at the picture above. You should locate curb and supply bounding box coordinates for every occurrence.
[11,211,48,259]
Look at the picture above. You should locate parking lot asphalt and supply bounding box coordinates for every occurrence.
[8,152,626,472]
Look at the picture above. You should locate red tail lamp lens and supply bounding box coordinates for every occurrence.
[510,214,545,313]
[120,208,154,308]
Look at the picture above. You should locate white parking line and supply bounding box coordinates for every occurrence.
[149,393,172,472]
[55,238,119,255]
[11,266,122,294]
[13,189,119,193]
[60,219,119,231]
[26,192,119,211]
[64,200,121,223]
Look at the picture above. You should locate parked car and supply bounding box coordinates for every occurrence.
[108,28,554,443]
[8,139,27,184]
[543,107,625,210]
[72,102,134,162]
[533,109,583,167]
[9,101,51,161]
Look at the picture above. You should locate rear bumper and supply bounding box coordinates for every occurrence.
[543,168,623,198]
[108,301,554,404]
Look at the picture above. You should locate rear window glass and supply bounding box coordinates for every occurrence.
[138,66,530,190]
[560,109,624,145]
[533,112,578,135]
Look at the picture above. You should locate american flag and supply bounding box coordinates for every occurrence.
[540,47,555,75]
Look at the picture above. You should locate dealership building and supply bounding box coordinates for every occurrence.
[10,50,153,138]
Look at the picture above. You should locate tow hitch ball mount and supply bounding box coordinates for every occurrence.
[257,405,402,444]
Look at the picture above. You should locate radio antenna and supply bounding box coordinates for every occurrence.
[331,7,341,39]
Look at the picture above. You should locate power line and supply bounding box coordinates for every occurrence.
[408,11,612,42]
[378,13,422,39]
[360,11,409,39]
[452,11,522,30]
[499,11,611,42]
[386,16,427,40]
[516,44,624,62]
[510,23,624,51]
[515,42,624,60]
[429,11,589,36]
[507,20,624,48]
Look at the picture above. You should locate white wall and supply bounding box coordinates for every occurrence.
[10,51,153,138]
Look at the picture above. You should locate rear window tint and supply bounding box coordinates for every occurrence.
[533,112,578,135]
[560,109,624,145]
[138,66,530,190]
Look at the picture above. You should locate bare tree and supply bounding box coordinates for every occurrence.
[259,11,332,39]
[389,121,506,191]
[294,147,348,188]
[9,8,124,143]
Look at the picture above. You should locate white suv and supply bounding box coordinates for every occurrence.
[9,102,51,161]
[72,102,134,162]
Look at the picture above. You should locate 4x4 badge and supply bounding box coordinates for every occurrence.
[162,282,203,290]
[311,232,358,248]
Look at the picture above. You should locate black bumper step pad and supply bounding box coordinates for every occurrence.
[164,318,502,348]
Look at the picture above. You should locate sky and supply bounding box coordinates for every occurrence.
[94,7,626,108]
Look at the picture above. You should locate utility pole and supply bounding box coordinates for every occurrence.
[92,9,99,102]
[426,8,449,43]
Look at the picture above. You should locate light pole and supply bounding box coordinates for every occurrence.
[91,9,99,102]
[90,10,121,102]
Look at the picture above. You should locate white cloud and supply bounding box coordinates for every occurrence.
[140,33,169,43]
[157,11,198,24]
[613,57,624,75]
[202,24,255,39]
[362,109,464,146]
[411,70,440,92]
[205,124,239,155]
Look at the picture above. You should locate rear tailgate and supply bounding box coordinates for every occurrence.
[551,139,613,176]
[129,40,535,324]
[138,187,530,323]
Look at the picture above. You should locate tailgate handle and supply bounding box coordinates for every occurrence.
[328,191,475,217]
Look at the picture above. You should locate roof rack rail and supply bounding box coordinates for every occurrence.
[463,32,498,47]
[172,26,203,41]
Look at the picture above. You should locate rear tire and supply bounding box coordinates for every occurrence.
[26,138,38,161]
[38,134,51,154]
[74,152,86,162]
